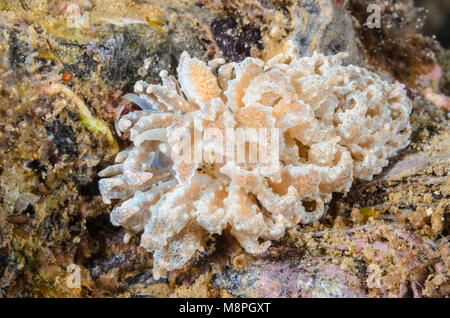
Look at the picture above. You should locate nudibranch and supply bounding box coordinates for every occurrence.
[99,51,412,279]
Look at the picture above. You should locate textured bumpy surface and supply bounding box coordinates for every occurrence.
[99,51,412,279]
[0,0,448,298]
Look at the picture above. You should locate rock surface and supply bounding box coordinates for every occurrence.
[0,0,448,297]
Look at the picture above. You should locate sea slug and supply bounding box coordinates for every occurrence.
[99,52,412,279]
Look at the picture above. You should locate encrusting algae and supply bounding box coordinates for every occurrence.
[98,51,413,279]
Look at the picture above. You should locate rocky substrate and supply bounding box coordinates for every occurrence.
[0,0,448,297]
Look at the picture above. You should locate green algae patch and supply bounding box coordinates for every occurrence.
[360,207,382,220]
[42,84,119,155]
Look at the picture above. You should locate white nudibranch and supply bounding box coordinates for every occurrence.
[99,51,412,279]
